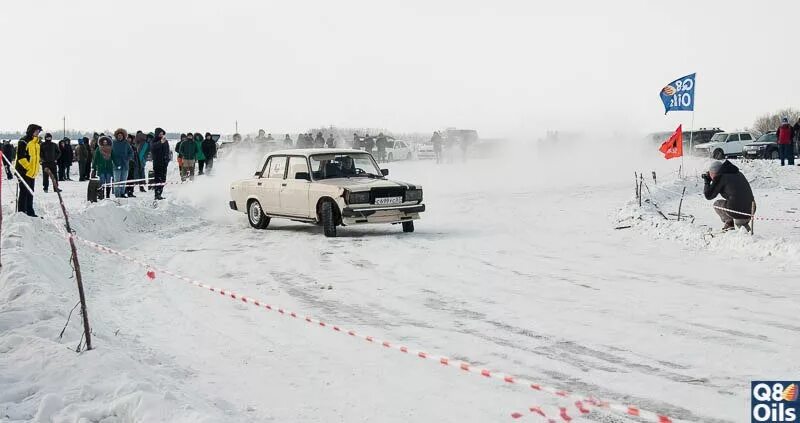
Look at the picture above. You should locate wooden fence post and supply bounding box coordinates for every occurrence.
[45,168,92,351]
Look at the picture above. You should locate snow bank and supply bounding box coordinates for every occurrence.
[0,213,227,422]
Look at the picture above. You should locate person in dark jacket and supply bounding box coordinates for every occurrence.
[16,124,42,216]
[201,133,217,174]
[776,117,795,166]
[703,160,756,232]
[125,134,140,197]
[75,138,89,181]
[431,131,443,164]
[87,135,98,179]
[363,134,375,155]
[93,136,114,199]
[150,128,170,200]
[314,132,325,148]
[57,138,73,181]
[111,128,133,198]
[64,138,74,180]
[352,133,360,149]
[284,134,294,148]
[326,134,335,148]
[178,133,198,181]
[2,140,15,180]
[40,133,61,193]
[376,133,387,162]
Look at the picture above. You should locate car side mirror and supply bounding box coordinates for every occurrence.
[254,171,262,177]
[295,172,311,181]
[381,169,389,176]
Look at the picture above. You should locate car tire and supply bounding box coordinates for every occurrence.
[713,149,725,160]
[321,201,337,237]
[402,221,415,233]
[248,200,270,229]
[770,149,780,160]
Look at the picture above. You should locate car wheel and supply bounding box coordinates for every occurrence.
[770,149,780,160]
[713,149,725,160]
[248,200,270,229]
[402,221,415,233]
[321,201,337,237]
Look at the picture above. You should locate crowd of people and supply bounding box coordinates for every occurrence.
[4,124,219,218]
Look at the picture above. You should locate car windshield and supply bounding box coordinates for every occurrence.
[709,133,727,143]
[310,153,383,180]
[756,133,777,142]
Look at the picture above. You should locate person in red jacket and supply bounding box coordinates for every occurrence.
[776,117,795,166]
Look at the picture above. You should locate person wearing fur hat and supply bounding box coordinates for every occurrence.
[16,124,43,216]
[93,135,114,199]
[703,160,755,232]
[111,128,133,198]
[39,133,61,193]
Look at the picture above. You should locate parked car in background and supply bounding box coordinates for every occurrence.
[385,139,412,161]
[415,143,436,160]
[229,149,425,237]
[683,127,724,147]
[743,132,780,160]
[693,131,757,159]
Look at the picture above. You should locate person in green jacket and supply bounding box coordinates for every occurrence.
[194,132,206,175]
[178,134,198,181]
[194,133,207,175]
[93,136,114,199]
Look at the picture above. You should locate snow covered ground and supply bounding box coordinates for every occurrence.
[2,145,799,422]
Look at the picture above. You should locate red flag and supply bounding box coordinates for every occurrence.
[659,125,683,159]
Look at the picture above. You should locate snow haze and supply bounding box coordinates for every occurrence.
[2,0,799,136]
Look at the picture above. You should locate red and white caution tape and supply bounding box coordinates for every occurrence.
[646,182,800,223]
[510,400,595,421]
[71,234,674,423]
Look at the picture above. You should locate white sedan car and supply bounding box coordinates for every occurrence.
[385,140,412,161]
[229,149,425,237]
[693,131,758,159]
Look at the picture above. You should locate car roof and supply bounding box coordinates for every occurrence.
[262,148,369,159]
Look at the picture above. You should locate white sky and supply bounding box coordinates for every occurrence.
[2,0,798,137]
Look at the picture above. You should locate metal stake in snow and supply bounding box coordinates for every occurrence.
[44,168,92,351]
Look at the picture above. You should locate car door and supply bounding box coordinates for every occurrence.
[397,141,409,159]
[279,156,312,217]
[724,133,740,155]
[257,155,286,213]
[738,133,753,154]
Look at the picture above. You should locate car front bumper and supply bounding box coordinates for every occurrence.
[341,204,425,225]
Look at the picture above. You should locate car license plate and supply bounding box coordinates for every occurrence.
[375,196,402,205]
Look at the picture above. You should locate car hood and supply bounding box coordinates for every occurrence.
[745,141,776,147]
[695,142,720,149]
[313,177,421,190]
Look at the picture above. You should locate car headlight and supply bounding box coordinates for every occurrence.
[405,189,423,202]
[346,190,370,204]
